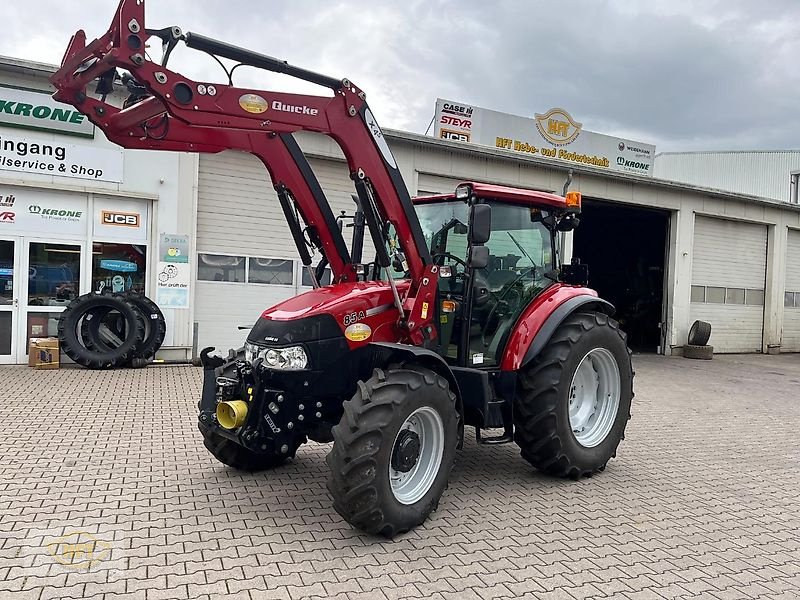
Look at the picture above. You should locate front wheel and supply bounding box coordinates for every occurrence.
[326,366,459,537]
[514,311,633,478]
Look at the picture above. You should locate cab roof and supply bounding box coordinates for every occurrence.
[413,181,568,210]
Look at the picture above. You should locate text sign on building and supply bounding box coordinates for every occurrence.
[433,99,656,176]
[0,85,94,137]
[0,131,123,183]
[156,233,190,309]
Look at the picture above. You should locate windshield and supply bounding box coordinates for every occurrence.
[417,201,470,270]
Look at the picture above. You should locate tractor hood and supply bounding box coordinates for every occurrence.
[261,280,408,322]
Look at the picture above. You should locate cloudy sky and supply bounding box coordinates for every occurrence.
[3,0,798,152]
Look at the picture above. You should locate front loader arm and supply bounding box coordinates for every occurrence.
[50,0,438,342]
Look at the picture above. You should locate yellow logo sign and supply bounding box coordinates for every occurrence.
[534,108,582,146]
[344,322,372,342]
[239,94,269,114]
[47,531,112,570]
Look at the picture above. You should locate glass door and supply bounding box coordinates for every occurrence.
[17,239,83,363]
[0,237,21,364]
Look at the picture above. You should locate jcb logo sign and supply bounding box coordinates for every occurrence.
[101,211,139,227]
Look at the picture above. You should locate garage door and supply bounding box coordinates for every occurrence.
[689,216,767,353]
[417,173,464,196]
[194,149,356,351]
[782,229,800,352]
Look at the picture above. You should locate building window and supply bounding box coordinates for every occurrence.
[302,267,331,287]
[198,254,245,282]
[248,258,294,285]
[690,285,705,303]
[787,292,797,308]
[28,242,81,306]
[791,172,799,205]
[92,243,147,294]
[705,287,726,304]
[725,288,745,305]
[745,289,764,306]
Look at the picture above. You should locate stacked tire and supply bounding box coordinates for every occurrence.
[684,320,713,360]
[58,292,166,369]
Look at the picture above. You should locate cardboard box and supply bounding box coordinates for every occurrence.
[28,338,60,370]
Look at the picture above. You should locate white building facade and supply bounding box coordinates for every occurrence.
[3,56,800,364]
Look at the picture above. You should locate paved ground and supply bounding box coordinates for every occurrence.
[1,354,799,600]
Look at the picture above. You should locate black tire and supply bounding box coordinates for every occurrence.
[79,303,141,366]
[514,312,633,479]
[198,422,302,471]
[688,320,712,346]
[683,344,713,360]
[123,294,166,359]
[326,366,459,537]
[58,294,145,369]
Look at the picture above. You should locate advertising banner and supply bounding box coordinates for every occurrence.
[433,99,655,176]
[0,85,94,137]
[0,187,87,236]
[156,234,190,309]
[0,131,123,183]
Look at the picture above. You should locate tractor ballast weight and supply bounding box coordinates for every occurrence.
[50,0,634,536]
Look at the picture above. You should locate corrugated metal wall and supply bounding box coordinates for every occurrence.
[654,151,800,203]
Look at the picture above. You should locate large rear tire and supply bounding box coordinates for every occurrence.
[198,422,302,471]
[514,311,633,478]
[326,366,459,537]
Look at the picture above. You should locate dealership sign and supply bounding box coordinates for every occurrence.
[0,131,123,183]
[433,99,656,176]
[0,85,94,137]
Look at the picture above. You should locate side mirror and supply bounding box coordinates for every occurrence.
[469,204,491,245]
[469,245,489,269]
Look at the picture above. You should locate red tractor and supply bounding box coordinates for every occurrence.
[50,0,633,536]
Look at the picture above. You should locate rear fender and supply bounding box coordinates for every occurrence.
[366,342,464,447]
[520,296,615,368]
[499,284,615,371]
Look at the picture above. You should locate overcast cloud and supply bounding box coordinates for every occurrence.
[3,0,798,152]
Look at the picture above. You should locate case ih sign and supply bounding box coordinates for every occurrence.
[433,98,656,176]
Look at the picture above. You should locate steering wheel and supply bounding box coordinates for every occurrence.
[432,252,467,271]
[480,266,536,347]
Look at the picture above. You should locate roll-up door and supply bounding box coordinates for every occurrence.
[416,173,464,196]
[689,216,767,353]
[194,150,356,351]
[782,229,800,352]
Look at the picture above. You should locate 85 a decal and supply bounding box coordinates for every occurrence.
[343,311,366,326]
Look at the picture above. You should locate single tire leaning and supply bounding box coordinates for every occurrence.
[123,294,166,359]
[687,320,712,346]
[326,366,459,537]
[683,344,713,360]
[198,422,303,471]
[514,311,633,479]
[58,294,145,369]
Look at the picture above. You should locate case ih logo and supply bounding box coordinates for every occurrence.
[441,103,473,118]
[0,211,14,223]
[0,193,15,207]
[101,211,139,227]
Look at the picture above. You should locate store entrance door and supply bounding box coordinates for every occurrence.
[0,236,22,364]
[15,238,84,363]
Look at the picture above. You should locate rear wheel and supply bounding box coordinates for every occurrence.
[326,366,458,537]
[514,312,633,478]
[198,422,302,471]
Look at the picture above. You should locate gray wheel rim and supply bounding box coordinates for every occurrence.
[569,347,621,448]
[389,406,444,505]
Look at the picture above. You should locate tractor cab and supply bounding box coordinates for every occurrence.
[413,182,582,369]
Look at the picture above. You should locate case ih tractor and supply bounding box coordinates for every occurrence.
[50,0,633,536]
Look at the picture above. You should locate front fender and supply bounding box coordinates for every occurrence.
[500,284,615,371]
[366,342,464,446]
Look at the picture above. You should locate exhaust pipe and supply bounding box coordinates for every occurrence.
[216,400,248,430]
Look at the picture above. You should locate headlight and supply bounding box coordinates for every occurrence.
[244,342,309,370]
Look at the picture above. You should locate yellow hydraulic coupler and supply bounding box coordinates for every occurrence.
[216,400,248,430]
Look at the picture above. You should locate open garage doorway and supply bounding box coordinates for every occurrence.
[572,199,670,353]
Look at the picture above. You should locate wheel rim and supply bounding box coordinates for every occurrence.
[389,406,444,505]
[568,348,621,448]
